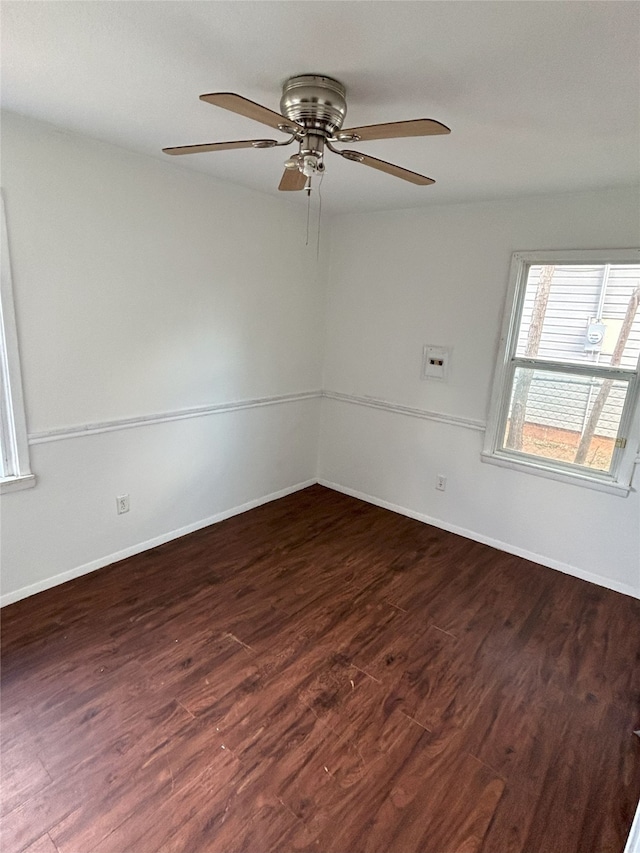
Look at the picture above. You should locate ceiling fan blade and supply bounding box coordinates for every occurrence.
[339,150,435,185]
[336,119,450,142]
[163,139,278,156]
[278,168,307,191]
[200,92,304,134]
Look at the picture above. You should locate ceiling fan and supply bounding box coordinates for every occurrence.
[163,75,450,193]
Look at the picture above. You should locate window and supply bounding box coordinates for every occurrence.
[0,191,34,493]
[483,250,640,495]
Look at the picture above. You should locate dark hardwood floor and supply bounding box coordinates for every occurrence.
[2,484,639,853]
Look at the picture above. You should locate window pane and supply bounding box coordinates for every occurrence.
[502,367,630,473]
[515,264,640,368]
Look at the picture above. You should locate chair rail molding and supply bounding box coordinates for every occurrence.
[28,390,322,444]
[322,389,486,432]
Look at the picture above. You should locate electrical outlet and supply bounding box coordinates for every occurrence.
[116,494,130,514]
[436,475,446,492]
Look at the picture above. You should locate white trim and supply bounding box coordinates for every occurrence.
[510,248,640,266]
[318,478,640,600]
[27,391,322,445]
[512,357,637,380]
[0,191,33,483]
[26,390,483,445]
[625,798,640,853]
[480,451,633,497]
[322,390,485,432]
[0,478,316,607]
[0,473,36,494]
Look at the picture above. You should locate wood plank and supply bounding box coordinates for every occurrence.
[2,700,192,852]
[0,738,52,818]
[20,834,58,853]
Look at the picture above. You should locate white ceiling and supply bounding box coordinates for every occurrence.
[2,1,639,214]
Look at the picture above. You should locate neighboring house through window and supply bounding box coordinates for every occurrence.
[483,249,640,495]
[0,191,34,493]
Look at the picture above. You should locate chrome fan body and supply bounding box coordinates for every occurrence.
[164,74,450,192]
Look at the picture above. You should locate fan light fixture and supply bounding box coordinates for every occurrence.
[163,75,450,195]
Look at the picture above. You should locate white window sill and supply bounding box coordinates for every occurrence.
[0,474,36,494]
[480,451,632,497]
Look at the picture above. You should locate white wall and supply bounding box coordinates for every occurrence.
[319,188,640,597]
[0,112,324,604]
[2,111,638,605]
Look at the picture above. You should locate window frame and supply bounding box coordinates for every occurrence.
[482,248,640,496]
[0,190,35,494]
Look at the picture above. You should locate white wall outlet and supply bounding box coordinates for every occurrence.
[422,345,451,381]
[436,475,447,492]
[116,494,130,514]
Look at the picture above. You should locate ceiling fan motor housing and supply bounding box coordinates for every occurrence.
[280,75,347,136]
[163,74,445,189]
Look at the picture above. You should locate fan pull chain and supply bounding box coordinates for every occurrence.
[305,186,311,246]
[316,171,324,260]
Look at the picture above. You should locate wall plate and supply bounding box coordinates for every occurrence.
[422,345,450,381]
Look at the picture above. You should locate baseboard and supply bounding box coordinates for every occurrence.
[0,479,316,607]
[5,476,637,607]
[318,478,640,600]
[625,798,640,853]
